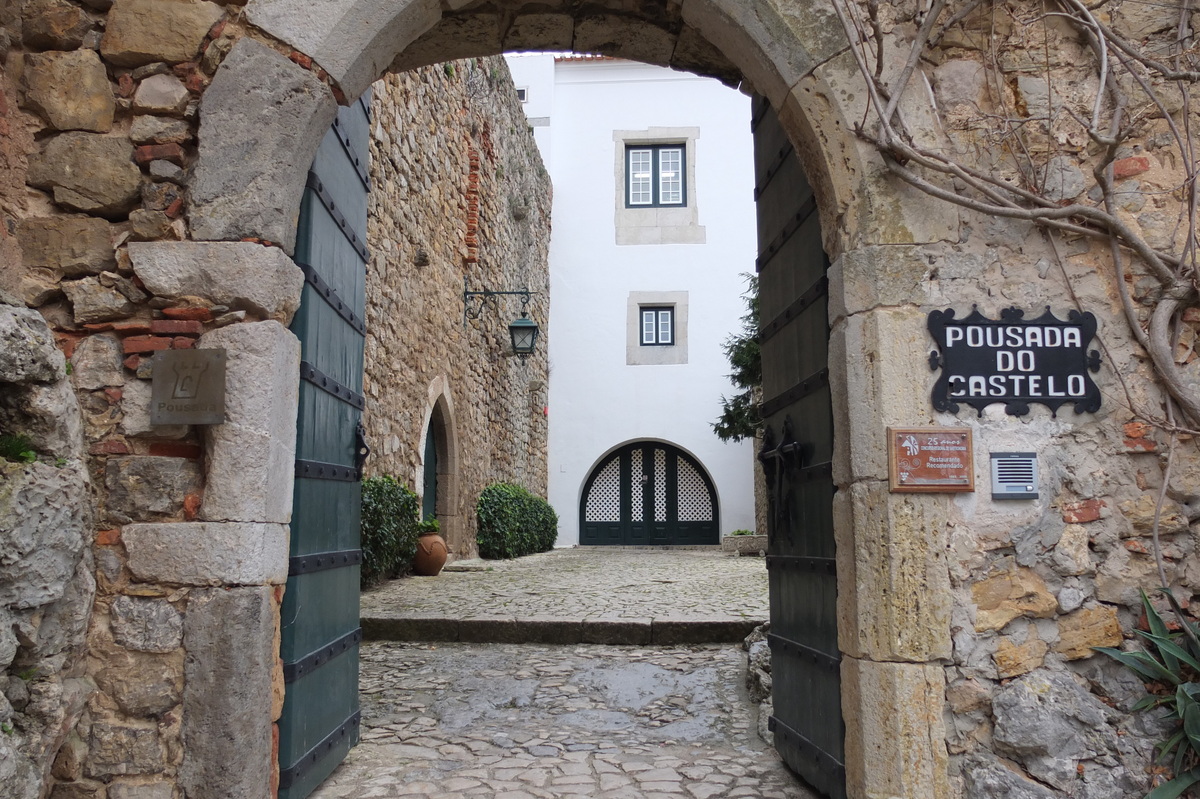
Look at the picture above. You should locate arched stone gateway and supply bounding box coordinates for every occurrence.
[5,0,1193,797]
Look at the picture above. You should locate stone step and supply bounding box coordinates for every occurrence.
[361,614,764,646]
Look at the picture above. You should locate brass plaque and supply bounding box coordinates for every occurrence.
[150,349,227,425]
[888,427,974,493]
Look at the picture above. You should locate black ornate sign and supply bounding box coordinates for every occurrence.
[928,307,1101,417]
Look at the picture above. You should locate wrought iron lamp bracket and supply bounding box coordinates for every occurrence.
[462,278,533,325]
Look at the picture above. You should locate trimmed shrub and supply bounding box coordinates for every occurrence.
[360,475,420,585]
[476,483,558,559]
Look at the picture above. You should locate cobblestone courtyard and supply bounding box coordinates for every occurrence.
[311,641,814,799]
[311,550,812,798]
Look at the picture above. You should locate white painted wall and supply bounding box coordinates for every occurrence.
[505,55,758,546]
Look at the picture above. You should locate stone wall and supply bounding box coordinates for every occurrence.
[363,58,551,559]
[0,294,94,799]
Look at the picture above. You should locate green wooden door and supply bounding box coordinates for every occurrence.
[753,96,843,798]
[278,92,372,799]
[579,442,718,546]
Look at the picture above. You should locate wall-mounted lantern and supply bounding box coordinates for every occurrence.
[463,278,540,357]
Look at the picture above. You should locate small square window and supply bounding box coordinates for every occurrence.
[515,87,528,103]
[640,307,674,346]
[626,144,686,208]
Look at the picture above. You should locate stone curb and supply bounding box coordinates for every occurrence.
[361,615,765,645]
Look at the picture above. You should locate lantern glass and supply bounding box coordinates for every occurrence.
[509,315,539,355]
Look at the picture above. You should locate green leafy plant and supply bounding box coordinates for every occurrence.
[476,483,558,559]
[443,62,456,78]
[0,434,37,464]
[360,476,420,586]
[713,275,761,442]
[1096,590,1200,799]
[416,518,439,535]
[730,529,756,536]
[1,722,13,735]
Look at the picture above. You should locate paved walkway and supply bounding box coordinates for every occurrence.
[361,548,770,645]
[311,641,816,799]
[311,548,818,798]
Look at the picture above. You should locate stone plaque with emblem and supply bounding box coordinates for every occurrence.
[150,349,227,425]
[888,427,974,493]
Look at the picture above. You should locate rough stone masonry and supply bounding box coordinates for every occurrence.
[1,1,1199,798]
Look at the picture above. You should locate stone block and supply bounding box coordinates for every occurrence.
[196,321,300,524]
[22,50,115,133]
[101,0,224,67]
[842,657,950,799]
[22,0,91,49]
[132,74,190,116]
[130,115,193,145]
[671,24,743,86]
[963,752,1057,799]
[190,38,338,252]
[129,242,305,321]
[992,668,1116,790]
[503,13,573,51]
[71,334,124,390]
[244,0,442,100]
[972,568,1058,632]
[27,133,142,218]
[0,302,65,383]
[994,628,1049,678]
[390,14,504,72]
[835,481,953,662]
[92,644,183,717]
[1118,493,1190,536]
[18,216,115,278]
[119,378,189,439]
[933,59,986,109]
[827,245,934,322]
[573,15,676,66]
[62,277,136,324]
[105,456,201,524]
[180,586,275,799]
[86,721,164,777]
[830,308,932,486]
[110,596,183,652]
[123,522,288,586]
[720,534,767,555]
[1054,605,1123,660]
[51,732,88,781]
[0,462,90,610]
[1051,523,1094,576]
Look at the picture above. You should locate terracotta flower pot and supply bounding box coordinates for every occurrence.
[413,532,448,576]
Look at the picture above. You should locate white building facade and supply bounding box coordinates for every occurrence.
[506,54,758,547]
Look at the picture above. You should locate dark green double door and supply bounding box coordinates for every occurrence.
[753,97,843,798]
[579,442,718,546]
[278,93,372,798]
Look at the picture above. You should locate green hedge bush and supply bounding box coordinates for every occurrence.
[476,483,558,559]
[360,476,420,585]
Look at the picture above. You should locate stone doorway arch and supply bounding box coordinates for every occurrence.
[419,382,464,556]
[7,2,964,798]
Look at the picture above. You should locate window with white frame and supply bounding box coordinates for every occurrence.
[640,306,675,346]
[626,144,686,208]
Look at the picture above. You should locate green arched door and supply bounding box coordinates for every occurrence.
[579,442,718,546]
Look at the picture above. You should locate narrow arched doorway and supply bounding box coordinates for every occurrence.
[419,395,462,554]
[580,441,719,546]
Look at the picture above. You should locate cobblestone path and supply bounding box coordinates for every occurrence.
[360,548,769,622]
[311,641,815,799]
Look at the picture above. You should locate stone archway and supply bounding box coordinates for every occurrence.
[172,5,955,796]
[419,383,464,556]
[7,2,966,798]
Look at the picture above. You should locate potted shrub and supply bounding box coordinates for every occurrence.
[722,528,768,556]
[412,518,448,576]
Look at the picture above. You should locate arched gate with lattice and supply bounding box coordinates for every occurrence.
[579,442,719,546]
